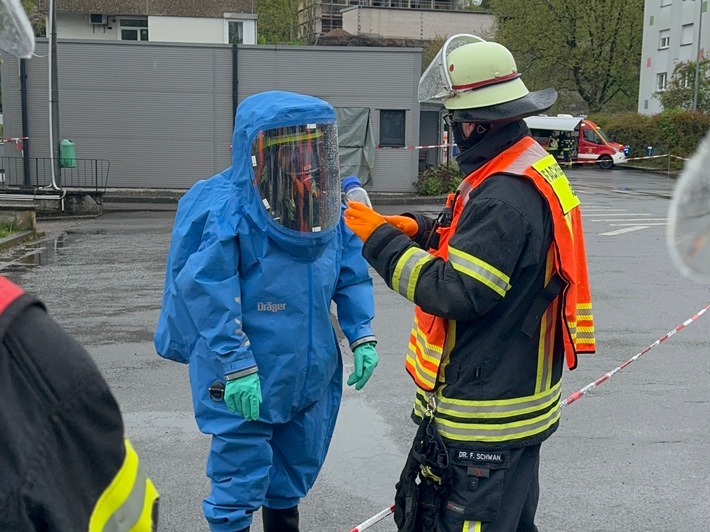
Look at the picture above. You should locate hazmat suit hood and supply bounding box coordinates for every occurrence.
[232,91,341,259]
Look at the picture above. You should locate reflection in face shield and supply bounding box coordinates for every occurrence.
[0,0,35,58]
[253,123,340,233]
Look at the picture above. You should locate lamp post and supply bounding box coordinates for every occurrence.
[47,0,61,189]
[693,0,707,111]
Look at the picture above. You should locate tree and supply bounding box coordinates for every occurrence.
[421,35,446,75]
[21,0,45,36]
[491,0,644,113]
[256,0,302,44]
[656,59,710,112]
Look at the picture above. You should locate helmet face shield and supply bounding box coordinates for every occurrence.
[418,33,486,103]
[252,123,341,234]
[0,0,35,58]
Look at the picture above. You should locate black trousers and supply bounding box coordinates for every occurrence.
[437,444,541,532]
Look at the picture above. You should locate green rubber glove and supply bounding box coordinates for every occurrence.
[347,342,379,390]
[224,373,262,421]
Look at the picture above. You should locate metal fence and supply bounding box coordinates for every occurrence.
[0,157,110,193]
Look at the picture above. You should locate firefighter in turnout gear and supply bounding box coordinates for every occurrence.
[344,35,595,532]
[0,1,159,530]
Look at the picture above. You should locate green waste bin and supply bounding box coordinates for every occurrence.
[59,138,76,168]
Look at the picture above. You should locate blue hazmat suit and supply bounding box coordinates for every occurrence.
[154,91,377,532]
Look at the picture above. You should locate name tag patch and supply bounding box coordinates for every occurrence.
[451,449,510,469]
[446,501,465,514]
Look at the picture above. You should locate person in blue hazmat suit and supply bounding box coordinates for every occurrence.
[154,90,379,532]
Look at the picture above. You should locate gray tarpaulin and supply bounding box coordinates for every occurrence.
[335,107,376,186]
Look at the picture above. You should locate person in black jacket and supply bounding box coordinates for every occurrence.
[0,1,159,528]
[0,276,159,531]
[344,35,595,532]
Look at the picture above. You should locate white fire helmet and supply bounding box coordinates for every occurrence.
[419,34,556,123]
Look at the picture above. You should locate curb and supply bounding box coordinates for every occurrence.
[0,230,36,251]
[100,189,447,209]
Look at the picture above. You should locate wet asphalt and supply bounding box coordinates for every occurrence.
[2,166,710,531]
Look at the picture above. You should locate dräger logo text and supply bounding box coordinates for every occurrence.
[257,302,286,312]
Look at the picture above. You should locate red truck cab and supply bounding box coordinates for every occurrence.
[524,114,628,169]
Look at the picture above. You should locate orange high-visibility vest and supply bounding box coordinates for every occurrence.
[405,136,595,391]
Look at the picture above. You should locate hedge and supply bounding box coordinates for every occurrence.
[589,110,710,168]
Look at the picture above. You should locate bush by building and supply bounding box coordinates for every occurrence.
[589,110,710,169]
[414,162,461,196]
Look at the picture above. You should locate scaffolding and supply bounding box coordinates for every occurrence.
[299,0,461,42]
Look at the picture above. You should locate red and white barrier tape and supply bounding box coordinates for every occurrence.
[625,154,689,162]
[350,302,710,531]
[376,143,453,150]
[3,137,28,151]
[349,505,395,532]
[561,302,710,408]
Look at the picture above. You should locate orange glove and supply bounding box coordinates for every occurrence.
[344,201,387,242]
[383,215,418,237]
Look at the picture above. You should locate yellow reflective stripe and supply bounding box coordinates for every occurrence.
[531,154,580,214]
[576,326,595,339]
[536,249,557,393]
[412,397,428,418]
[392,247,435,301]
[406,324,440,390]
[417,382,561,419]
[463,521,482,532]
[90,439,159,532]
[577,304,593,321]
[410,320,443,364]
[406,346,438,379]
[567,321,577,338]
[406,353,437,390]
[261,130,323,148]
[448,246,511,297]
[433,402,561,442]
[536,299,556,394]
[130,478,159,532]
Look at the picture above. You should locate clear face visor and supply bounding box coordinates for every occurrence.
[418,33,486,103]
[0,0,35,58]
[252,123,341,233]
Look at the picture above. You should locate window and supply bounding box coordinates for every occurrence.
[681,23,694,46]
[583,128,602,144]
[120,18,148,41]
[657,72,668,90]
[659,29,670,49]
[681,71,692,88]
[379,110,406,147]
[228,20,243,44]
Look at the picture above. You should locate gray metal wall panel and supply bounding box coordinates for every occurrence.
[236,46,422,192]
[2,40,422,191]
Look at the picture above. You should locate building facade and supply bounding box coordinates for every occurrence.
[2,40,425,192]
[639,0,709,114]
[51,0,258,45]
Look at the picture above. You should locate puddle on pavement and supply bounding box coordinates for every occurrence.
[323,395,406,504]
[0,234,65,272]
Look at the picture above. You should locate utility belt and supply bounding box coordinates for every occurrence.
[394,396,522,531]
[394,397,450,532]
